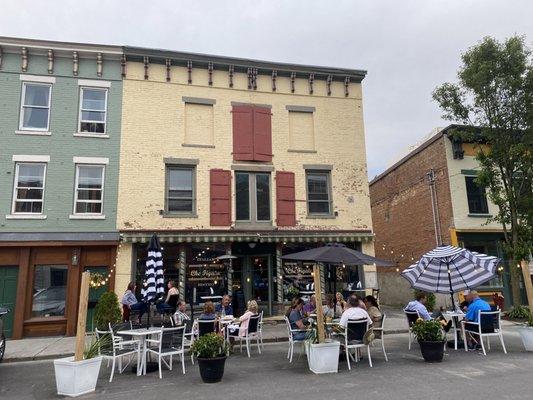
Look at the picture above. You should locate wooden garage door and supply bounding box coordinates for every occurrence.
[0,266,18,338]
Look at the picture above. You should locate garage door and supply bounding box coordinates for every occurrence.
[0,266,18,338]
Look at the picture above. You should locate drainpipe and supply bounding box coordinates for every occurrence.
[427,169,443,246]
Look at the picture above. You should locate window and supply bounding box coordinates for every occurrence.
[79,87,107,133]
[74,165,105,214]
[235,172,271,223]
[465,176,489,214]
[166,166,195,214]
[306,171,332,215]
[19,82,52,131]
[12,163,46,214]
[32,265,68,318]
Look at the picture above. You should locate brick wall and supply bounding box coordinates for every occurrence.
[369,135,454,305]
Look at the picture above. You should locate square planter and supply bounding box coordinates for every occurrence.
[519,327,533,351]
[306,340,340,374]
[53,356,103,397]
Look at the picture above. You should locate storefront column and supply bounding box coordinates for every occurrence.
[178,244,187,300]
[114,242,133,298]
[318,262,325,295]
[276,243,283,303]
[225,242,233,296]
[362,240,378,295]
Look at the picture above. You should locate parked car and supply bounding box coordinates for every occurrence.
[0,307,9,362]
[32,286,66,317]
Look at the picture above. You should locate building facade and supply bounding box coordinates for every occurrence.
[115,47,375,316]
[370,125,510,307]
[0,38,123,338]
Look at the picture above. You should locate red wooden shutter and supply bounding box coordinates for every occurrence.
[232,105,254,161]
[276,171,296,226]
[210,169,232,226]
[252,106,273,162]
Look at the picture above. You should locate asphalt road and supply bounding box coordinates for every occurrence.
[1,330,532,400]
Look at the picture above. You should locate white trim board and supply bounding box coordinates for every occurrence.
[12,155,50,162]
[19,74,56,84]
[77,79,111,88]
[72,156,109,165]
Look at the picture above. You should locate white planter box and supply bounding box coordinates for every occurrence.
[54,356,103,397]
[306,340,340,374]
[519,327,533,351]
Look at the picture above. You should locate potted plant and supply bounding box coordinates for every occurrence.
[304,322,341,374]
[54,334,109,397]
[519,314,533,351]
[191,333,228,383]
[286,285,300,301]
[411,319,446,362]
[93,291,122,330]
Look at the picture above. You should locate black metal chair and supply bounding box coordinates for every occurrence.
[404,310,420,350]
[462,310,506,355]
[342,318,372,369]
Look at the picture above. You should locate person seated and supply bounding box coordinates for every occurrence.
[303,295,317,316]
[121,282,148,323]
[339,295,372,329]
[363,295,382,326]
[286,298,310,340]
[228,300,259,349]
[322,295,335,320]
[156,280,179,315]
[350,294,367,310]
[462,290,491,350]
[404,292,432,320]
[173,300,190,326]
[199,301,217,320]
[215,294,233,316]
[335,292,346,318]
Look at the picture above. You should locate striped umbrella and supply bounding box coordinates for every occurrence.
[141,234,165,303]
[401,245,500,309]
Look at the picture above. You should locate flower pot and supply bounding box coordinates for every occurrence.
[519,327,533,351]
[53,356,103,397]
[197,356,227,383]
[306,340,341,374]
[418,340,445,363]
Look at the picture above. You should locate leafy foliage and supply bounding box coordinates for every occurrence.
[433,35,533,306]
[412,319,445,342]
[414,290,436,312]
[83,333,111,360]
[191,333,228,358]
[507,305,531,319]
[93,291,122,331]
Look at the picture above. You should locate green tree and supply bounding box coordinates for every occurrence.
[433,35,533,306]
[93,291,122,330]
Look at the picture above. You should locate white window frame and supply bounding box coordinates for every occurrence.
[11,162,47,215]
[73,164,105,216]
[78,86,108,134]
[19,82,52,132]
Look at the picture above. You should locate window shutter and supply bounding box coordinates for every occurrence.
[232,105,254,161]
[252,106,273,162]
[276,171,296,226]
[210,169,232,226]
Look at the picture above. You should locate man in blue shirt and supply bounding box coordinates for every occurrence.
[404,292,432,320]
[215,295,233,316]
[463,290,492,350]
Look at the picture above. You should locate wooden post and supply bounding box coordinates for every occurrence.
[313,264,325,343]
[74,271,90,361]
[520,260,533,315]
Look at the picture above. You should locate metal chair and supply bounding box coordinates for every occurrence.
[227,314,261,358]
[342,318,372,369]
[462,310,507,355]
[284,316,308,363]
[404,310,420,350]
[190,319,217,364]
[257,310,264,349]
[97,323,141,382]
[145,326,186,379]
[371,314,388,361]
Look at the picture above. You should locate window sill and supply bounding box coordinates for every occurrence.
[234,222,275,230]
[15,130,51,136]
[182,143,215,149]
[467,213,492,218]
[6,214,47,220]
[161,213,198,218]
[69,214,106,220]
[306,214,336,219]
[73,132,110,139]
[288,149,317,154]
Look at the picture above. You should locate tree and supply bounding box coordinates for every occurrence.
[433,35,533,307]
[93,291,122,330]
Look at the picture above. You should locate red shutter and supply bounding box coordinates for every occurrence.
[276,171,296,226]
[232,105,254,161]
[253,106,273,162]
[210,169,232,226]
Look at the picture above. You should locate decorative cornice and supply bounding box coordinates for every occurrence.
[72,51,79,76]
[272,70,277,91]
[47,49,54,74]
[143,56,149,80]
[96,52,103,77]
[165,58,171,82]
[21,47,28,72]
[187,61,192,84]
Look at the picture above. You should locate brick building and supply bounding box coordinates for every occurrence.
[369,125,509,307]
[115,47,376,316]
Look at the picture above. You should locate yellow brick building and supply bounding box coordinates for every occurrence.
[117,46,375,315]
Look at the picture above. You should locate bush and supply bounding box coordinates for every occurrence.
[411,319,445,342]
[507,305,531,320]
[93,291,122,330]
[191,333,228,358]
[414,290,436,312]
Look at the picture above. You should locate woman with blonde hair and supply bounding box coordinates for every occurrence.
[228,300,259,346]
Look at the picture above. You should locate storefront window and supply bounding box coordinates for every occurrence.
[32,265,68,318]
[186,244,227,304]
[281,244,317,302]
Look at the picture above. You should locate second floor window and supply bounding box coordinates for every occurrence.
[20,82,52,131]
[79,87,108,133]
[74,165,105,214]
[465,176,489,214]
[306,171,332,215]
[235,172,271,223]
[166,166,195,214]
[12,162,47,214]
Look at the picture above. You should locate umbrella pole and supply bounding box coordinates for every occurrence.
[447,261,456,311]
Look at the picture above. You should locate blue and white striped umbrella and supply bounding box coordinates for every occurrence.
[401,245,500,296]
[141,234,165,303]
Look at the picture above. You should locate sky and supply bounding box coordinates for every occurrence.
[1,0,532,178]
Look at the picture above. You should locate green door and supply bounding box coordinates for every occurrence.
[0,266,18,338]
[85,267,109,332]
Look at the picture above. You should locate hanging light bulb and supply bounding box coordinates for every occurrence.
[396,268,399,272]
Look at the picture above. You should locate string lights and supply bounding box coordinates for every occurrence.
[89,237,122,288]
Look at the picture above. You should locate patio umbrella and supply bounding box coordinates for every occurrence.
[141,234,165,325]
[401,245,500,310]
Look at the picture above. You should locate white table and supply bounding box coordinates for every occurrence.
[443,311,465,350]
[200,295,223,302]
[118,327,162,376]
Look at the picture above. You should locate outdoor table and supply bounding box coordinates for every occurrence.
[200,295,223,301]
[219,316,237,343]
[117,327,162,376]
[442,311,465,350]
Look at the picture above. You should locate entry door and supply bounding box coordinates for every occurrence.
[0,266,18,338]
[85,266,108,332]
[243,256,272,316]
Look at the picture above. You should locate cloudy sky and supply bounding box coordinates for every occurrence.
[1,0,532,178]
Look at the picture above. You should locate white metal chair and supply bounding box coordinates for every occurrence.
[342,319,373,370]
[257,310,264,349]
[404,310,420,350]
[145,326,186,379]
[284,316,308,363]
[371,314,388,361]
[97,323,141,382]
[462,310,507,355]
[227,314,261,358]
